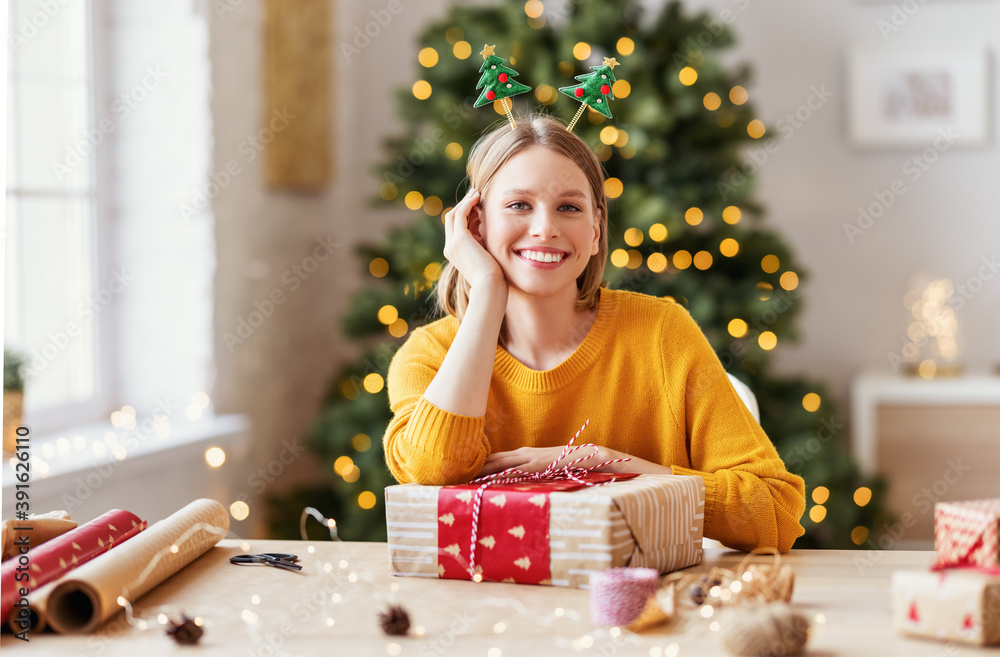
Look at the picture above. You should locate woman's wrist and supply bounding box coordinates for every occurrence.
[468,274,508,315]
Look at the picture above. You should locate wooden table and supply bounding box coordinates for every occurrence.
[2,540,993,655]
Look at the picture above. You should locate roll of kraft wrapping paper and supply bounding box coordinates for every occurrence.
[1,508,146,625]
[45,498,230,634]
[10,579,58,633]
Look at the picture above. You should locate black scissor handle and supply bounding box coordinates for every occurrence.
[230,553,302,571]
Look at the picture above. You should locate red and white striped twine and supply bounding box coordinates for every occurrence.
[464,420,631,580]
[590,567,660,626]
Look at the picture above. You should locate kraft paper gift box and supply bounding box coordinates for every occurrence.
[385,473,705,588]
[934,498,1000,570]
[892,569,1000,646]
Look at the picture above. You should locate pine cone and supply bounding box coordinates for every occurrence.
[166,615,204,645]
[378,604,411,636]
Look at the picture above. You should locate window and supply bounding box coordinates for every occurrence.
[5,0,107,430]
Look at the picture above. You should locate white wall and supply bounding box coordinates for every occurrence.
[669,0,1000,407]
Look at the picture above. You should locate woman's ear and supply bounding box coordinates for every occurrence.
[591,214,602,256]
[468,203,485,241]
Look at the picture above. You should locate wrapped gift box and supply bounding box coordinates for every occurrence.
[934,498,1000,570]
[385,473,704,589]
[892,569,1000,646]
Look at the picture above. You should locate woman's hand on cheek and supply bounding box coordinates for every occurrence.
[443,188,507,293]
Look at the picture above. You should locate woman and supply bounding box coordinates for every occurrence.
[382,115,805,552]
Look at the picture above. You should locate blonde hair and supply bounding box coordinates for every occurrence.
[435,114,608,342]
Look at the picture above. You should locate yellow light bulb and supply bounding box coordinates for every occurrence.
[678,67,698,86]
[412,80,432,100]
[418,48,439,68]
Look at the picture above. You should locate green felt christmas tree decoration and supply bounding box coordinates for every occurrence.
[282,0,889,550]
[560,56,619,130]
[475,44,532,129]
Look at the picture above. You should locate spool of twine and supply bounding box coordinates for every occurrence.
[664,546,794,608]
[590,567,659,627]
[719,603,810,657]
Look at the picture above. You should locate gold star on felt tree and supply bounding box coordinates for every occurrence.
[603,57,619,70]
[480,44,496,58]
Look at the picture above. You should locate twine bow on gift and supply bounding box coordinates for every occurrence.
[462,420,631,581]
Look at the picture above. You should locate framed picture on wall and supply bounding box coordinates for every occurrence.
[846,45,991,148]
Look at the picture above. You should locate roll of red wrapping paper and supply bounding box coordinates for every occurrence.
[1,509,146,624]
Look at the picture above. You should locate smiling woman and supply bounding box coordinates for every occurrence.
[381,115,806,553]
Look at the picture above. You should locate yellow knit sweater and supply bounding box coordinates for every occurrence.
[383,287,806,552]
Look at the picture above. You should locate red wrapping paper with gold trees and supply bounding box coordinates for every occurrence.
[933,499,1000,570]
[0,509,146,621]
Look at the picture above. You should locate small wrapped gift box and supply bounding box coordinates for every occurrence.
[385,473,704,589]
[892,569,1000,646]
[934,498,1000,570]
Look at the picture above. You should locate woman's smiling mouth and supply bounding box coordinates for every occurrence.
[516,249,567,263]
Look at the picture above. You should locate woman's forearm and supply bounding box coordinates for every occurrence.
[595,447,673,475]
[422,277,508,417]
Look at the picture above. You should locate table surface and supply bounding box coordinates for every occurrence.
[3,540,993,656]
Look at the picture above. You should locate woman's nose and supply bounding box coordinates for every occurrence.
[529,208,560,238]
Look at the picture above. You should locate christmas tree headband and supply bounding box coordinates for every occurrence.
[474,44,620,132]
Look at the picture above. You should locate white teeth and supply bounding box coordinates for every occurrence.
[518,250,565,263]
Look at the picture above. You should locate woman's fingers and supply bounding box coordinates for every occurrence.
[444,188,479,246]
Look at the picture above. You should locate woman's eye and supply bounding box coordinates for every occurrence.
[560,204,581,212]
[507,202,529,210]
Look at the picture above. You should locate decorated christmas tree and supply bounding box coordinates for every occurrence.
[272,0,887,549]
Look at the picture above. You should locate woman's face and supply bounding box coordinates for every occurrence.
[472,146,601,302]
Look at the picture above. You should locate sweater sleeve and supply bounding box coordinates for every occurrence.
[662,305,806,553]
[382,327,491,485]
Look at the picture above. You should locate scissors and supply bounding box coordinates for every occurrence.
[229,552,302,571]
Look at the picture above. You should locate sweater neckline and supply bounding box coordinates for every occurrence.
[493,287,618,392]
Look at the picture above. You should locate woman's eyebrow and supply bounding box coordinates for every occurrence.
[501,187,587,199]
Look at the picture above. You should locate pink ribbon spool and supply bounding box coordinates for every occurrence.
[590,567,659,627]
